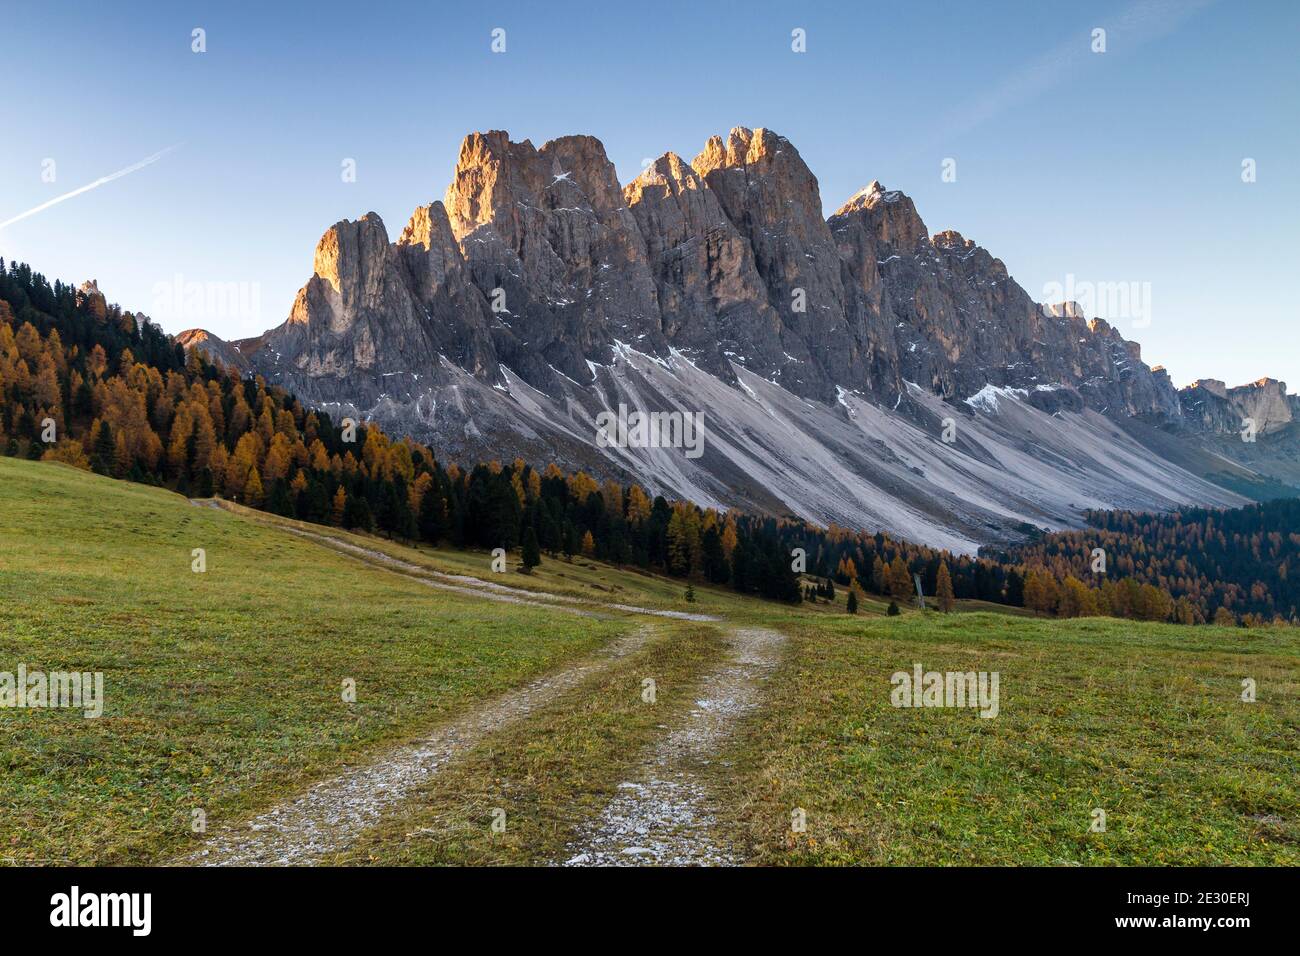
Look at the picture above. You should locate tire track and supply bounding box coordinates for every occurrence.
[561,627,784,866]
[180,500,769,867]
[179,626,657,866]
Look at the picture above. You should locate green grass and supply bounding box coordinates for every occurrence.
[218,500,823,621]
[0,458,635,864]
[5,456,1297,867]
[716,612,1300,865]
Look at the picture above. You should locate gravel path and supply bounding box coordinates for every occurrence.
[193,502,718,623]
[180,500,772,868]
[561,627,784,866]
[178,627,655,866]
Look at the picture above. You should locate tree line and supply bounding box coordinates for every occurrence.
[992,501,1300,626]
[2,257,1291,625]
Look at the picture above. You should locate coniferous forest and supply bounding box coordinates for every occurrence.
[2,257,1295,626]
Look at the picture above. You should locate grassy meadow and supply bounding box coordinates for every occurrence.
[717,612,1300,865]
[0,458,635,864]
[1,457,1296,866]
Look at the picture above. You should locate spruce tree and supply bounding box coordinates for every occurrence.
[91,420,114,474]
[521,526,541,573]
[268,479,294,517]
[419,483,444,545]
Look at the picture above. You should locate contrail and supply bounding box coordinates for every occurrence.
[0,145,181,230]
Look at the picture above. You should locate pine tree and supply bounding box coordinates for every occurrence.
[268,479,293,517]
[91,420,115,474]
[343,493,373,531]
[846,590,858,614]
[521,526,541,573]
[701,525,729,583]
[418,482,444,544]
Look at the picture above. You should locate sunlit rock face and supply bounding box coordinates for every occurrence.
[178,126,1293,549]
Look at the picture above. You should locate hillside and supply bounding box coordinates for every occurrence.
[0,457,645,863]
[3,458,1295,865]
[2,259,1293,628]
[996,499,1300,623]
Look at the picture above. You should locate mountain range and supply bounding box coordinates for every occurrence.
[178,126,1300,554]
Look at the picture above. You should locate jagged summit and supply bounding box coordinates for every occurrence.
[239,124,1179,414]
[838,180,905,212]
[176,125,1295,550]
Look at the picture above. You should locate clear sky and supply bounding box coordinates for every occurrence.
[1,0,1295,391]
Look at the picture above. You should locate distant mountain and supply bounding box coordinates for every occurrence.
[181,126,1297,552]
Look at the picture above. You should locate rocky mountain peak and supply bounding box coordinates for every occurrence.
[1192,377,1229,398]
[836,180,888,212]
[172,122,1296,548]
[310,213,391,305]
[690,126,785,175]
[690,127,825,234]
[831,183,929,257]
[623,152,732,248]
[76,279,107,318]
[176,329,251,373]
[397,202,464,294]
[931,229,973,252]
[538,134,625,211]
[443,131,537,245]
[1180,376,1297,436]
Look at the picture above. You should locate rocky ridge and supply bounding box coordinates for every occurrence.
[179,126,1296,549]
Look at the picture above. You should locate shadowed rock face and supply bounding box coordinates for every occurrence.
[281,213,436,374]
[396,201,498,381]
[624,152,783,383]
[1180,377,1298,435]
[689,127,863,402]
[176,125,1295,548]
[828,184,1182,418]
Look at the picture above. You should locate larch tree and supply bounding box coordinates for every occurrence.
[936,561,955,612]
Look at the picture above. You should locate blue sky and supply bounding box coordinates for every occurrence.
[1,0,1295,390]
